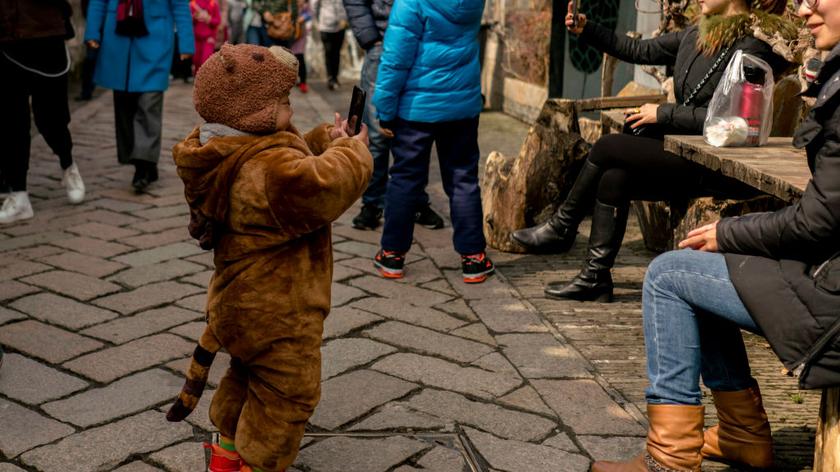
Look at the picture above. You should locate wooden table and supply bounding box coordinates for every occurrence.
[663,135,809,203]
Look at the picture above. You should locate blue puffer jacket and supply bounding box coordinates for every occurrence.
[373,0,484,124]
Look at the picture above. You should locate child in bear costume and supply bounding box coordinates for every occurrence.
[167,43,372,472]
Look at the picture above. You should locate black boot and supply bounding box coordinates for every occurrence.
[510,160,602,253]
[544,200,629,302]
[131,161,151,193]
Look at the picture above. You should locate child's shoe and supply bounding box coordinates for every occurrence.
[374,249,405,279]
[298,82,309,93]
[204,442,241,472]
[461,252,495,283]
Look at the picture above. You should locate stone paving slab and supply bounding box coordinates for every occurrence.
[372,353,522,400]
[321,338,397,380]
[37,251,128,278]
[0,320,104,363]
[0,398,75,458]
[400,389,557,442]
[0,354,88,405]
[295,436,430,472]
[63,333,194,382]
[20,411,193,472]
[93,281,203,314]
[464,427,591,472]
[107,259,205,288]
[148,441,205,472]
[10,292,119,329]
[351,298,469,331]
[80,306,202,343]
[42,369,182,427]
[21,270,122,301]
[532,379,646,436]
[310,370,418,430]
[364,321,494,364]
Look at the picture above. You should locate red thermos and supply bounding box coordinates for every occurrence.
[738,66,766,146]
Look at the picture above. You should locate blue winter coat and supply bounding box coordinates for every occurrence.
[84,0,194,92]
[373,0,484,123]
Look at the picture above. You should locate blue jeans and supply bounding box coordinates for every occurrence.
[381,117,485,255]
[643,250,762,405]
[359,45,429,210]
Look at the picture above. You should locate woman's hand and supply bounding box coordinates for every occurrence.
[565,1,586,35]
[678,220,719,252]
[625,103,660,129]
[86,40,100,49]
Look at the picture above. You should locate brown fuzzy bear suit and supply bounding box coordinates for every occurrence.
[167,43,372,471]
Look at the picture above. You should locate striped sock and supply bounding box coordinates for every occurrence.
[219,435,236,452]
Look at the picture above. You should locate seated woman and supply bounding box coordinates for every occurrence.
[512,0,795,302]
[591,1,840,470]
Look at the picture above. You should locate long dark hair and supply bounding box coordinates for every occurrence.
[752,0,787,15]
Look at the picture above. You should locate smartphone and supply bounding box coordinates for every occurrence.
[348,85,366,136]
[571,0,579,28]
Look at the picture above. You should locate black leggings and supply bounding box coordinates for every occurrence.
[587,133,708,207]
[320,30,345,81]
[0,39,73,192]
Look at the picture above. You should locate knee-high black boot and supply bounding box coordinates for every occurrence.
[510,160,603,253]
[544,200,629,302]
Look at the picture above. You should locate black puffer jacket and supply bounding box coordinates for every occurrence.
[718,43,840,389]
[580,21,789,134]
[342,0,392,50]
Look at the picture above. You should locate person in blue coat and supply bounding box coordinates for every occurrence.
[371,0,495,284]
[85,0,194,192]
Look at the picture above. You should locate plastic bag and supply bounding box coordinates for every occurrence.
[703,50,775,147]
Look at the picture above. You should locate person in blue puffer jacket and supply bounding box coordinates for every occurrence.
[371,0,495,284]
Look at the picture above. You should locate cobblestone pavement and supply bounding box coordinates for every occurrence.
[0,80,818,472]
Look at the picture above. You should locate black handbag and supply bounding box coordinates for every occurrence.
[623,44,734,140]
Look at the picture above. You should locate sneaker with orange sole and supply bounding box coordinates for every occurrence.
[205,443,241,472]
[240,465,284,472]
[374,249,405,279]
[461,252,495,283]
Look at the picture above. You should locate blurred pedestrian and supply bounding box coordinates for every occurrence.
[312,0,347,90]
[290,0,311,93]
[248,0,299,47]
[228,0,248,43]
[372,0,493,283]
[0,0,86,224]
[84,0,195,193]
[76,0,99,101]
[344,0,444,231]
[191,0,222,73]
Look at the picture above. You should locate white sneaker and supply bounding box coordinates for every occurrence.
[62,163,85,204]
[0,192,34,224]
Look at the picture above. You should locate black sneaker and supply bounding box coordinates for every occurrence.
[461,252,495,284]
[415,204,444,229]
[374,249,405,279]
[352,204,383,230]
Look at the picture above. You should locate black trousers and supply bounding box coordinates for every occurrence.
[0,38,73,192]
[295,53,307,84]
[320,30,345,81]
[113,91,164,165]
[586,133,710,207]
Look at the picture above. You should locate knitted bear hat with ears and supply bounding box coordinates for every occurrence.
[194,43,299,134]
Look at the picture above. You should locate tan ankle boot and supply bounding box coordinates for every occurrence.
[592,404,705,472]
[702,385,773,469]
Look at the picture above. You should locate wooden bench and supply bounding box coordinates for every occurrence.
[665,134,840,472]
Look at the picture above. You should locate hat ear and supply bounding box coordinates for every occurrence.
[218,44,236,72]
